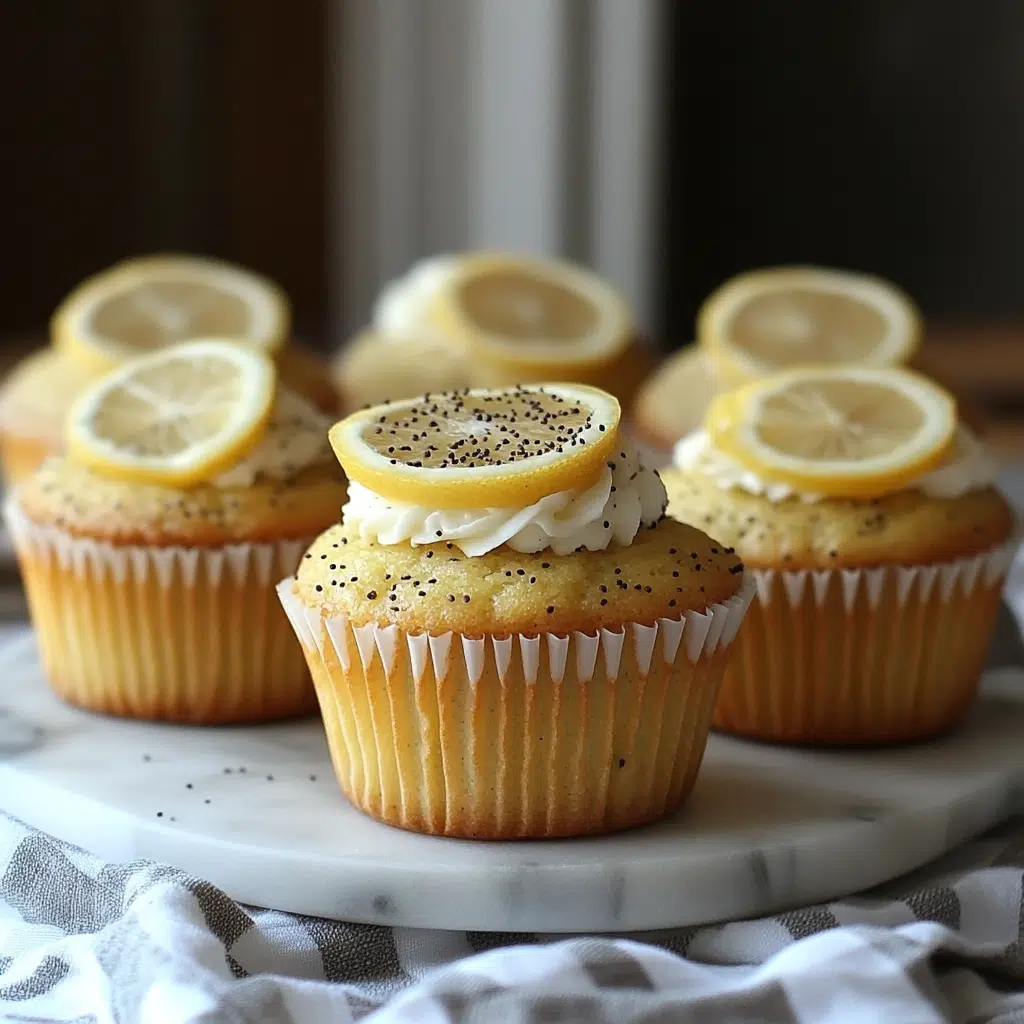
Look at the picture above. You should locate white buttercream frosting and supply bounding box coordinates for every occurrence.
[373,256,459,339]
[672,427,998,503]
[213,388,335,488]
[344,438,668,557]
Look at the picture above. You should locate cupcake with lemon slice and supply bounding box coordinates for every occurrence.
[663,365,1016,745]
[0,254,336,486]
[5,340,347,724]
[333,252,649,411]
[277,383,753,838]
[632,266,921,452]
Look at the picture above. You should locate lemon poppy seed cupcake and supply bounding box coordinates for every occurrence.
[663,366,1017,746]
[7,341,347,723]
[278,383,753,838]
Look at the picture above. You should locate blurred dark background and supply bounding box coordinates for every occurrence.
[0,1,328,343]
[3,0,1024,432]
[667,0,1024,336]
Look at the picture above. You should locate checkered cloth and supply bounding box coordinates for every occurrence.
[3,557,1024,1022]
[3,810,1024,1021]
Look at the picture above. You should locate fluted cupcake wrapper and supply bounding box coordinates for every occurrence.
[716,535,1021,746]
[5,496,318,724]
[277,574,755,839]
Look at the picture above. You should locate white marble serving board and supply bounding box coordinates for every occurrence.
[1,629,1023,933]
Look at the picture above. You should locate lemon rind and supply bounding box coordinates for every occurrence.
[329,383,623,509]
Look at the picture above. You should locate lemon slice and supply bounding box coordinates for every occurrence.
[429,253,632,377]
[699,267,920,384]
[329,383,621,508]
[66,339,277,487]
[706,366,957,498]
[53,255,290,373]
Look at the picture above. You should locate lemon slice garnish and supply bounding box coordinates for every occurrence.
[699,266,920,385]
[329,383,621,509]
[429,253,632,378]
[53,254,290,373]
[66,339,277,487]
[706,366,957,498]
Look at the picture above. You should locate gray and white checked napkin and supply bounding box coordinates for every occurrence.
[2,808,1024,1022]
[1,527,1024,1022]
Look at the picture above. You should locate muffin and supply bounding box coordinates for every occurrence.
[663,366,1017,745]
[278,383,753,838]
[6,342,347,723]
[332,252,653,411]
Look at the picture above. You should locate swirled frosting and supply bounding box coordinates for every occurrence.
[672,428,998,503]
[213,388,335,488]
[344,438,668,556]
[373,256,458,339]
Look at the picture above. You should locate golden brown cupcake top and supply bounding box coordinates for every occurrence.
[15,386,346,546]
[16,458,345,547]
[663,468,1013,570]
[294,517,743,634]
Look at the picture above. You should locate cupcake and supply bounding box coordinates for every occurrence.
[277,383,753,838]
[662,366,1017,745]
[6,340,347,724]
[332,252,653,411]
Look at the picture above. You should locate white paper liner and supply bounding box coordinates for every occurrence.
[5,495,320,723]
[4,496,311,588]
[277,573,756,684]
[748,533,1021,612]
